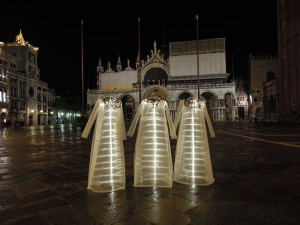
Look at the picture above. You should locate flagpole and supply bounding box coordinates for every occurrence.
[81,19,85,112]
[196,15,200,99]
[138,17,142,104]
[231,52,235,81]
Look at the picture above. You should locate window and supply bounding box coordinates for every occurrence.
[238,97,244,101]
[37,93,41,101]
[29,87,34,97]
[266,71,276,81]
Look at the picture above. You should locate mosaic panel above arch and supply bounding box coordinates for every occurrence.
[143,86,169,101]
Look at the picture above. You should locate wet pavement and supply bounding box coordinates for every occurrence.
[0,122,300,225]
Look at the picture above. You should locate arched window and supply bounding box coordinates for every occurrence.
[144,68,168,86]
[266,71,276,81]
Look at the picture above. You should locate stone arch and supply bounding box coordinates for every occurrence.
[222,92,235,120]
[141,63,170,85]
[224,92,235,108]
[178,92,193,101]
[144,68,168,86]
[143,85,169,101]
[119,94,135,122]
[201,91,218,111]
[176,91,193,109]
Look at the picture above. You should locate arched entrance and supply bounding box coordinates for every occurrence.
[224,92,234,120]
[144,87,167,100]
[201,92,218,120]
[177,92,193,110]
[178,92,192,101]
[121,95,135,122]
[144,68,168,86]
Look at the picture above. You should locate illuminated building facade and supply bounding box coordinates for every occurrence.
[0,47,10,125]
[87,38,238,122]
[0,31,56,126]
[235,78,249,120]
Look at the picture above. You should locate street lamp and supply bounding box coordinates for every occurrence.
[138,17,141,104]
[196,15,200,99]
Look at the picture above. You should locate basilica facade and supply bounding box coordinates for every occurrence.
[86,38,240,122]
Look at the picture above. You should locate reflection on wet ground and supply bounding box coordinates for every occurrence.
[0,122,300,224]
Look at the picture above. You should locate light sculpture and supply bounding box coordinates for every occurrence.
[127,96,177,187]
[173,97,215,186]
[82,96,126,192]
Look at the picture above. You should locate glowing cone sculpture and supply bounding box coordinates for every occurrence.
[127,96,177,187]
[82,96,126,192]
[173,97,215,186]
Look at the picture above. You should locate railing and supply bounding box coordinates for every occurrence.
[87,82,235,94]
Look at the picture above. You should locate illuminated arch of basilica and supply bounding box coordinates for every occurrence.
[87,38,238,122]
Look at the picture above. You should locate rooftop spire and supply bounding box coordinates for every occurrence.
[106,61,113,72]
[116,54,122,72]
[16,29,26,46]
[117,54,121,65]
[97,57,104,73]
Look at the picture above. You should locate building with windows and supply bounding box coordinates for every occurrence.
[87,38,239,122]
[235,77,249,121]
[0,48,10,125]
[277,0,300,122]
[55,93,82,125]
[248,54,279,122]
[0,31,56,126]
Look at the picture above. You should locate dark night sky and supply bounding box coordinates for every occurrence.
[1,1,277,96]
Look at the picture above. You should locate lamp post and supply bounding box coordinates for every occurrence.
[138,17,142,104]
[81,19,84,112]
[196,15,200,99]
